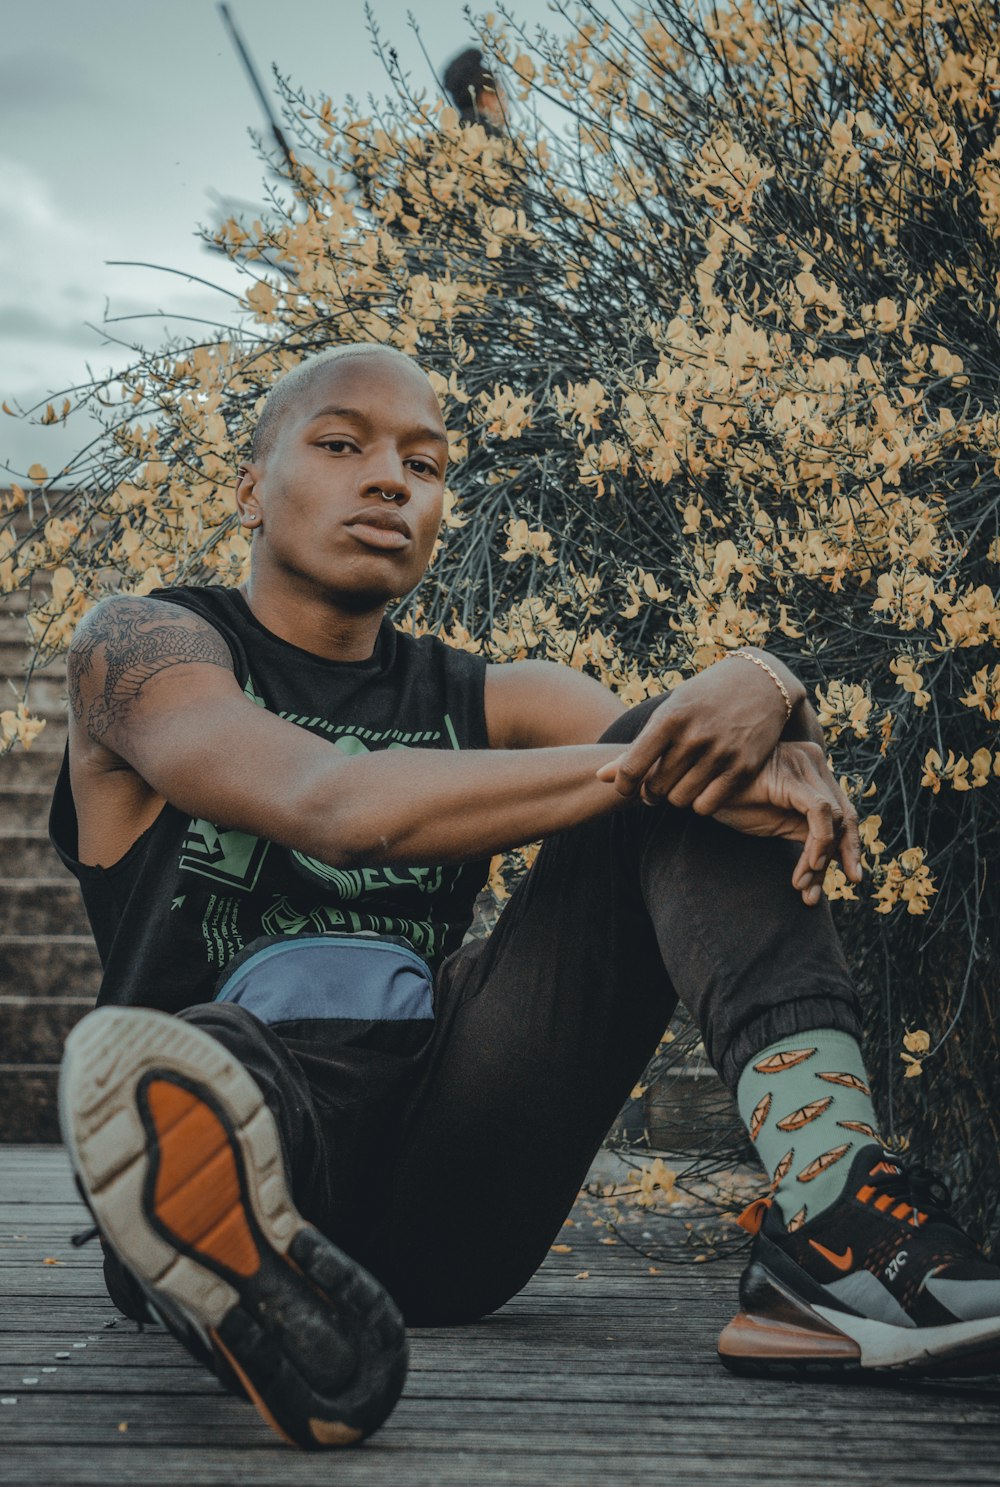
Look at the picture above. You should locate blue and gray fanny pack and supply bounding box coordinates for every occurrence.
[214,933,434,1032]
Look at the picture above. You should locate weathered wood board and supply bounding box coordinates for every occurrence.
[2,1145,999,1486]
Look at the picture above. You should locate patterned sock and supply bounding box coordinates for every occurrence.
[736,1029,882,1228]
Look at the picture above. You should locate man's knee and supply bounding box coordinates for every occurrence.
[394,1274,525,1327]
[364,1244,541,1328]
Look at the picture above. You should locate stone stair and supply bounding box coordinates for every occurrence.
[0,585,99,1140]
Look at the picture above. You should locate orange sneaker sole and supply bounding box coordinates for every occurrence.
[60,1006,408,1449]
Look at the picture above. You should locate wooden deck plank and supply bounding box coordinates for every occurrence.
[5,1450,995,1487]
[2,1146,999,1486]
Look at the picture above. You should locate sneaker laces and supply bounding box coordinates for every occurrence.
[868,1161,955,1229]
[735,1162,955,1238]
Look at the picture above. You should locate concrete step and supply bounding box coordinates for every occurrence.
[0,935,100,996]
[0,1065,59,1140]
[0,785,52,829]
[0,994,91,1061]
[0,879,88,935]
[0,830,71,876]
[0,748,63,788]
[1,680,67,719]
[0,643,66,672]
[0,614,34,644]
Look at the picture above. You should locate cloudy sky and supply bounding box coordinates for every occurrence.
[2,0,559,480]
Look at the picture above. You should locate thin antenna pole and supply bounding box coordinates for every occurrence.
[217,2,295,171]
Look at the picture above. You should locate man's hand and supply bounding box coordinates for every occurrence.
[595,651,806,815]
[712,742,862,906]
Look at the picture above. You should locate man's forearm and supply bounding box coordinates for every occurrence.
[220,742,627,869]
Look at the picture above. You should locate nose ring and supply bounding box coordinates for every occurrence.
[376,489,398,502]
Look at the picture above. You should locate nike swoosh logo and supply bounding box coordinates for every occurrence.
[93,1049,126,1088]
[809,1239,854,1271]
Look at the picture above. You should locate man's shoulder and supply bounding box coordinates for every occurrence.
[69,588,234,653]
[67,591,238,730]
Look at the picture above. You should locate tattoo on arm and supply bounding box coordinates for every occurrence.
[68,599,234,743]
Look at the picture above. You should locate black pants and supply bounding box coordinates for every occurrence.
[116,698,861,1324]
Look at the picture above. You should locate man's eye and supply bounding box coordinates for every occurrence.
[318,439,355,453]
[408,459,438,476]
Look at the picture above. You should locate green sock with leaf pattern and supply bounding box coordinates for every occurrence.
[736,1029,882,1228]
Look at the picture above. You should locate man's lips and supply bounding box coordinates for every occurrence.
[344,509,412,551]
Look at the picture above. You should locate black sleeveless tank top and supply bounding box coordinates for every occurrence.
[49,586,492,1013]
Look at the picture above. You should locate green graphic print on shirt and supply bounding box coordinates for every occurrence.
[176,673,471,971]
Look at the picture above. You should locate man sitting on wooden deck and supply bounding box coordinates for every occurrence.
[52,344,1000,1451]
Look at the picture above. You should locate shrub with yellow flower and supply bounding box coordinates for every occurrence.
[3,0,1000,1234]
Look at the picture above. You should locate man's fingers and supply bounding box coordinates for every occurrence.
[600,704,722,800]
[650,749,718,808]
[597,735,675,797]
[780,773,842,904]
[609,711,683,793]
[807,798,837,871]
[709,742,864,908]
[596,752,671,799]
[599,738,716,807]
[595,751,659,796]
[690,766,747,815]
[789,759,863,891]
[788,847,824,907]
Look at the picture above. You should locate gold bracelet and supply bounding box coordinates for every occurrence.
[728,647,793,722]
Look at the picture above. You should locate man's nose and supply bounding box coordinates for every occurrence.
[361,452,409,503]
[362,477,409,504]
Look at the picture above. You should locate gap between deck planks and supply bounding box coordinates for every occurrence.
[2,1145,1000,1487]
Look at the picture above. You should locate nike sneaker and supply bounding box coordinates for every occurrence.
[60,1006,408,1448]
[719,1143,1000,1376]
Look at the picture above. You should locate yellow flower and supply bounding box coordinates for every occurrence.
[970,748,993,788]
[501,519,556,568]
[960,666,1000,721]
[0,703,46,753]
[631,1157,679,1208]
[553,378,609,434]
[858,815,886,857]
[815,681,872,741]
[873,847,936,916]
[476,384,533,441]
[920,749,943,793]
[889,656,930,707]
[823,862,858,902]
[688,131,775,220]
[512,53,536,89]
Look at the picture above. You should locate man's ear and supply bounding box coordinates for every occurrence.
[236,462,262,526]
